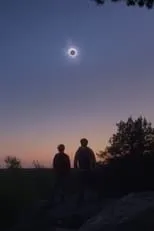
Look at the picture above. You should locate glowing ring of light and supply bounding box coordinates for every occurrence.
[67,47,78,58]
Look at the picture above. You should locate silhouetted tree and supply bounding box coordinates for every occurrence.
[96,117,154,195]
[93,0,154,9]
[98,116,154,161]
[4,156,22,169]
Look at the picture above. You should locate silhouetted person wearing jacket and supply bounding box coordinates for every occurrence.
[74,138,96,170]
[74,138,96,204]
[53,144,71,203]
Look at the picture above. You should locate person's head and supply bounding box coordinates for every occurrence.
[80,138,88,147]
[57,144,65,153]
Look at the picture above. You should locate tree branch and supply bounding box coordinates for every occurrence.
[94,0,154,9]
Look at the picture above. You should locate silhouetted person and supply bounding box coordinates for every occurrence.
[74,138,96,170]
[74,138,96,204]
[53,144,71,203]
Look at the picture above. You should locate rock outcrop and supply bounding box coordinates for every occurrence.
[79,191,154,231]
[11,191,154,231]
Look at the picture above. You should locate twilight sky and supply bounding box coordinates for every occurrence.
[1,0,154,167]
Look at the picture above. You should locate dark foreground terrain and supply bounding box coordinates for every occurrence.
[1,165,154,231]
[0,168,95,230]
[0,168,56,230]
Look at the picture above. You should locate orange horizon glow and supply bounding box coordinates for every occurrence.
[1,113,154,167]
[0,124,113,167]
[0,138,107,167]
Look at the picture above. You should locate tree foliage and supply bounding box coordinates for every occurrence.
[4,156,22,169]
[94,0,154,9]
[98,116,154,160]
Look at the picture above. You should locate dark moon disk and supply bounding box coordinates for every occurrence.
[67,47,78,58]
[70,49,75,56]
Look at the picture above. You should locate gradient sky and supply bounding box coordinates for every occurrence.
[1,0,154,167]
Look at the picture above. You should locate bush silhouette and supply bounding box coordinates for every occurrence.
[4,156,22,169]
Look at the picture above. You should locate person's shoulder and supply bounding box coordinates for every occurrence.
[75,147,81,154]
[77,147,85,154]
[77,147,81,151]
[64,153,70,158]
[88,147,95,153]
[54,153,59,158]
[86,146,91,150]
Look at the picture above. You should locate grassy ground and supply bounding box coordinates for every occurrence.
[0,169,56,230]
[0,168,81,230]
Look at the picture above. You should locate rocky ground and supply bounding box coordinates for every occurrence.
[11,191,154,231]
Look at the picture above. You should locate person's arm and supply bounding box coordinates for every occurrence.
[90,149,96,168]
[74,151,78,168]
[67,156,71,169]
[53,154,57,169]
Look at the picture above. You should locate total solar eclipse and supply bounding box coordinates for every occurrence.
[67,47,78,58]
